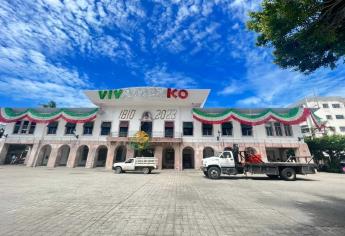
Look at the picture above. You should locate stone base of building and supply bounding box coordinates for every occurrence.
[0,140,312,170]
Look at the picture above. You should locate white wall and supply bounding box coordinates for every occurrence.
[3,105,302,144]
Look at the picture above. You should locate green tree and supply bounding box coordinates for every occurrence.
[42,101,57,108]
[305,135,345,172]
[247,0,345,73]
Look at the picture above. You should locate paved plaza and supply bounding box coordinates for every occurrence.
[0,167,344,236]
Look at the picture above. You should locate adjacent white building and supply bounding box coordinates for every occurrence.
[291,96,345,137]
[0,87,316,170]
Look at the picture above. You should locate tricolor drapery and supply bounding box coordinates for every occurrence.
[0,108,98,123]
[192,107,322,128]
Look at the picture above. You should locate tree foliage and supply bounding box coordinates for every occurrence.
[247,0,345,73]
[130,131,150,156]
[305,135,345,172]
[42,101,57,108]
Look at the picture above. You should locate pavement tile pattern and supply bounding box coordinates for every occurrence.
[0,166,344,236]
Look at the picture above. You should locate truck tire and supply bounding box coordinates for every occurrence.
[203,171,209,178]
[207,167,221,179]
[143,167,150,174]
[280,168,296,181]
[266,174,279,179]
[114,167,122,174]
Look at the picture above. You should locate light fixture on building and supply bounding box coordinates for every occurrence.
[217,130,221,141]
[0,128,8,138]
[72,129,79,139]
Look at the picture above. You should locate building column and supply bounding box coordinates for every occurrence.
[46,146,59,168]
[0,142,8,165]
[126,145,134,160]
[195,146,202,170]
[26,142,41,167]
[85,145,97,168]
[66,144,79,168]
[174,144,182,171]
[105,143,117,170]
[297,143,311,163]
[155,146,163,170]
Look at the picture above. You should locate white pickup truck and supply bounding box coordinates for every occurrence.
[112,157,157,174]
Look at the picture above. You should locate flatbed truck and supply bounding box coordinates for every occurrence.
[201,151,316,181]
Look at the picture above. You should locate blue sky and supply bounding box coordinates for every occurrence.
[0,0,345,108]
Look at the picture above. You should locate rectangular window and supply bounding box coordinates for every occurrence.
[221,122,233,136]
[284,124,293,136]
[340,127,345,132]
[100,122,111,136]
[274,122,283,136]
[326,115,332,120]
[332,104,340,108]
[21,121,29,134]
[164,121,174,138]
[265,123,274,136]
[119,121,129,137]
[28,122,36,134]
[183,122,193,136]
[301,125,310,133]
[83,122,94,135]
[13,121,21,134]
[322,103,329,108]
[335,115,344,119]
[202,123,213,136]
[47,122,58,135]
[65,122,76,135]
[241,124,253,136]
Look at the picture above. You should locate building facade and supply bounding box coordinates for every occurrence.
[292,96,345,137]
[0,87,317,170]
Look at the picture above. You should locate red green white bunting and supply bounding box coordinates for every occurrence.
[0,108,98,123]
[192,107,322,128]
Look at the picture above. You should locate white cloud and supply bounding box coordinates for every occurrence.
[0,47,92,107]
[237,97,262,106]
[144,66,197,88]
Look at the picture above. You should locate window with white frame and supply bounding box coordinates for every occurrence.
[322,103,329,108]
[47,121,59,134]
[241,124,253,136]
[340,127,345,132]
[284,124,293,136]
[332,104,341,108]
[12,120,36,134]
[335,115,344,119]
[265,123,274,136]
[326,115,332,120]
[274,122,283,136]
[83,122,94,135]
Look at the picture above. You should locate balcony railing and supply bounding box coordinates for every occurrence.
[110,131,182,139]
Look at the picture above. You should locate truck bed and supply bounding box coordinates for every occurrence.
[135,157,157,166]
[244,162,316,175]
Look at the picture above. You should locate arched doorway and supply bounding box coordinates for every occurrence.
[37,145,52,166]
[162,147,175,169]
[203,147,214,158]
[76,145,89,167]
[56,145,70,166]
[182,147,194,169]
[96,146,108,167]
[115,145,126,163]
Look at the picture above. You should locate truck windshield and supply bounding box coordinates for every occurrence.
[125,159,133,163]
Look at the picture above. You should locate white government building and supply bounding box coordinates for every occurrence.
[292,96,345,137]
[0,87,319,170]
